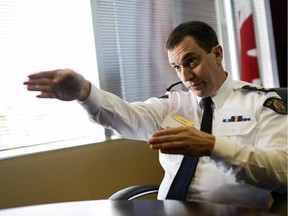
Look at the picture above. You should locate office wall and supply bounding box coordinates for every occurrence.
[0,139,163,209]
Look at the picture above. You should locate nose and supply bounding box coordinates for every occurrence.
[181,66,193,82]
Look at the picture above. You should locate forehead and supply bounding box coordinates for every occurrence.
[167,36,205,64]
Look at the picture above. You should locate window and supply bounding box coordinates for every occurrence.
[90,0,223,102]
[2,0,256,158]
[0,0,104,158]
[90,0,237,139]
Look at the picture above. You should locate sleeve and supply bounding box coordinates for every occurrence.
[211,94,287,193]
[78,84,169,140]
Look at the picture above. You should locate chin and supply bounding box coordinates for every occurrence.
[190,89,205,98]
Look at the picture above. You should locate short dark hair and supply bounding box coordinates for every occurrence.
[165,21,219,53]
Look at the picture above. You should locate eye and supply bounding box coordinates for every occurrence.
[188,58,197,68]
[173,65,181,72]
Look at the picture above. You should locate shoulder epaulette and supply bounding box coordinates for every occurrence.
[264,97,287,115]
[242,85,275,93]
[241,85,286,114]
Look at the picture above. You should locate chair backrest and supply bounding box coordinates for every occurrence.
[273,88,287,105]
[270,88,287,216]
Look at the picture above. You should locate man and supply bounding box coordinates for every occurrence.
[24,21,287,209]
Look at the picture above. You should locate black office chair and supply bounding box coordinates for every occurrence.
[109,184,160,200]
[274,88,287,105]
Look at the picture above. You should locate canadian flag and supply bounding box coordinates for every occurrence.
[237,0,261,85]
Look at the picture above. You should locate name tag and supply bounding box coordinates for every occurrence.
[172,114,194,126]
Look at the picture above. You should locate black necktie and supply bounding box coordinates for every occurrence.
[166,97,213,200]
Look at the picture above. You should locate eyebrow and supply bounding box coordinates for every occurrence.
[170,52,197,66]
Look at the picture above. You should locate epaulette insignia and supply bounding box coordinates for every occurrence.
[264,98,287,115]
[242,85,275,93]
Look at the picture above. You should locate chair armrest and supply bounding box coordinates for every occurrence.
[108,184,159,200]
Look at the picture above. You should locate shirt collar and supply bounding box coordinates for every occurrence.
[211,72,234,110]
[196,72,234,110]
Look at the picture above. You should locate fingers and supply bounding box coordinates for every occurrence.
[24,70,60,87]
[24,78,53,92]
[151,126,186,137]
[148,134,178,146]
[148,126,216,157]
[27,70,57,79]
[25,82,55,99]
[148,127,187,151]
[150,140,183,152]
[24,77,52,86]
[148,126,199,156]
[27,84,52,92]
[149,126,190,144]
[23,69,85,101]
[36,92,57,99]
[24,70,58,92]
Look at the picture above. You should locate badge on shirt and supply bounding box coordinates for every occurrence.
[222,115,251,122]
[161,114,194,128]
[264,98,287,115]
[172,114,194,126]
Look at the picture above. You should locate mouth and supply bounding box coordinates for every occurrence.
[189,81,204,90]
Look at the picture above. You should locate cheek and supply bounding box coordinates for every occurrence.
[176,72,184,83]
[200,67,216,89]
[196,65,210,80]
[202,63,216,81]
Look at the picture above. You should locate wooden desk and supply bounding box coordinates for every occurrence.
[0,200,278,216]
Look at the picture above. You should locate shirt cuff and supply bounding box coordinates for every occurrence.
[211,136,237,163]
[78,84,103,113]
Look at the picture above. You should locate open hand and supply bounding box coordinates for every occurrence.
[23,69,91,101]
[148,126,215,157]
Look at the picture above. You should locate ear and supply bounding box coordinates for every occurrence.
[213,45,223,64]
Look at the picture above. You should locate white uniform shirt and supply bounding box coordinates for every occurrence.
[80,73,287,209]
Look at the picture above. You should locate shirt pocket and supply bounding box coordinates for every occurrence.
[213,114,257,137]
